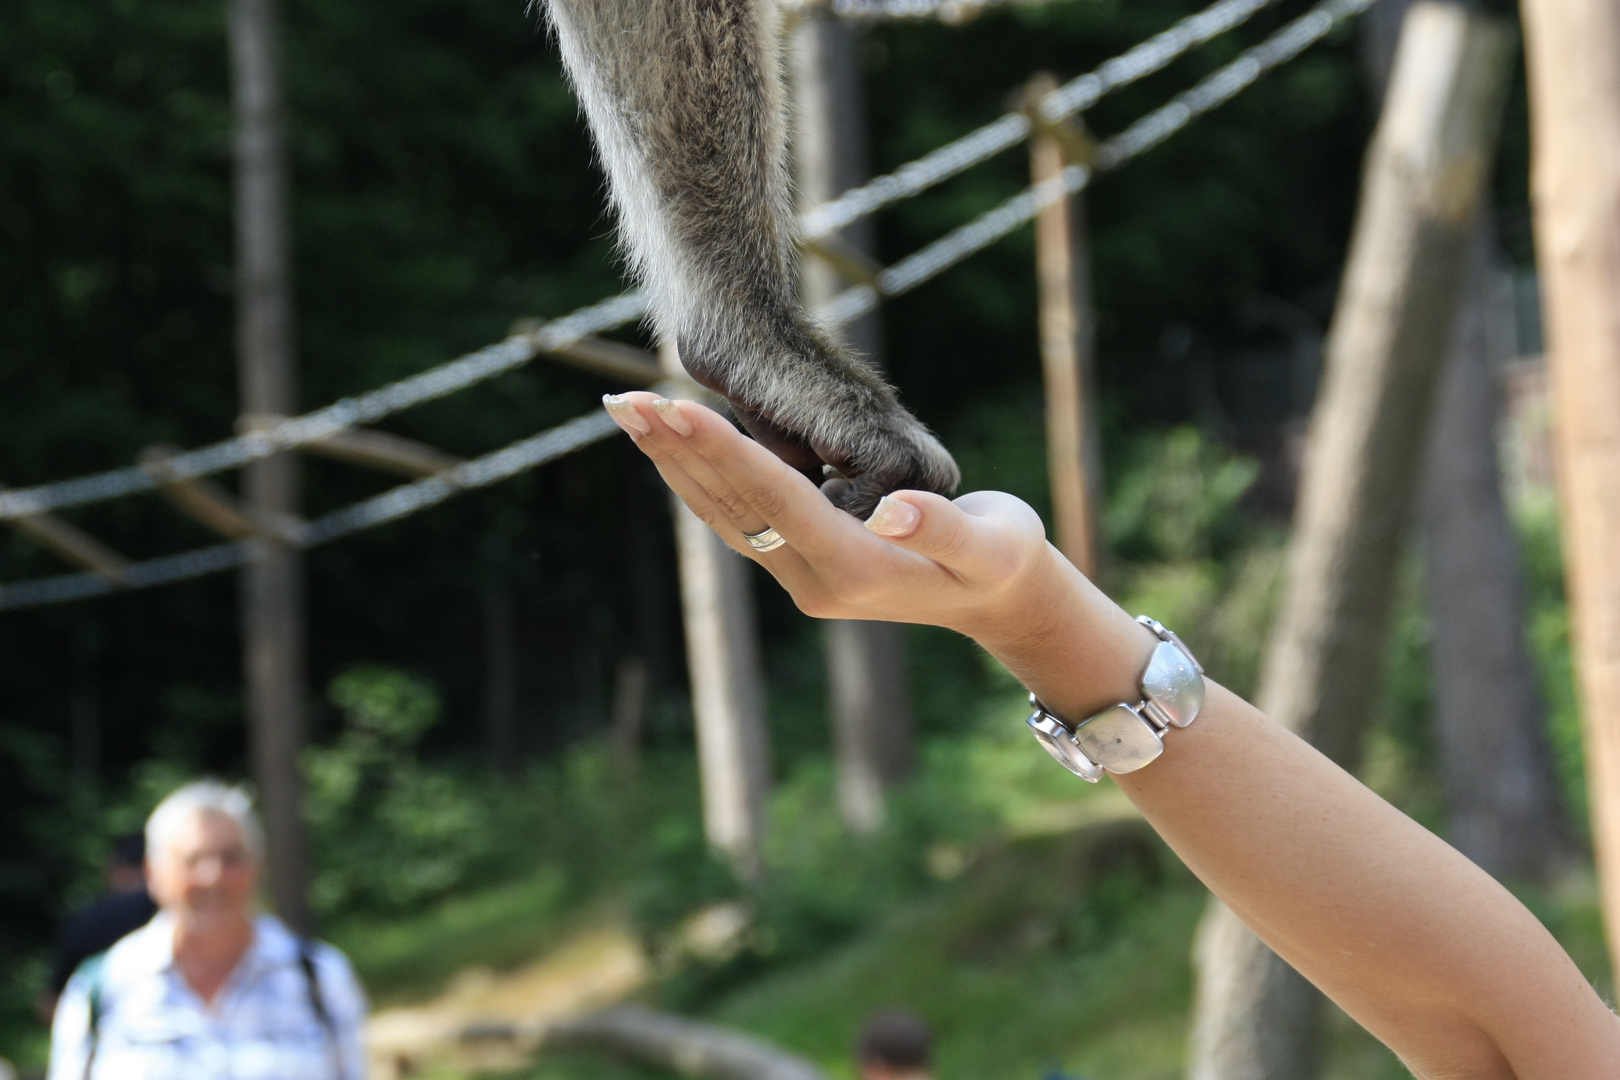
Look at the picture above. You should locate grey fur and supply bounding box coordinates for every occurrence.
[541,0,960,516]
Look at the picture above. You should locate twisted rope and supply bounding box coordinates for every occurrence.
[0,0,1276,524]
[0,0,1368,609]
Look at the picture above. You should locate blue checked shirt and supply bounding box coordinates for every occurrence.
[48,911,367,1080]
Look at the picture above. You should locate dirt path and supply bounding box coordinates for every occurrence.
[366,921,648,1078]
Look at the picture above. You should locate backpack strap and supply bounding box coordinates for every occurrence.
[296,938,343,1080]
[75,951,109,1080]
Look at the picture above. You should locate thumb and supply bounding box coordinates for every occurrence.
[864,490,1045,578]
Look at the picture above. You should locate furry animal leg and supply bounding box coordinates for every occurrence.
[542,0,960,517]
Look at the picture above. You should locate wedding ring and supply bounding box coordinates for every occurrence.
[744,526,787,552]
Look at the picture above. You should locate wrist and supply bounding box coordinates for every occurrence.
[963,543,1152,718]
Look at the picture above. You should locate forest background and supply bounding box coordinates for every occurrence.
[0,0,1600,1076]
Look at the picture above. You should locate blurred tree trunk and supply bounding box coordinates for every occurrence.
[1185,5,1513,1076]
[1520,0,1620,980]
[662,341,772,879]
[790,12,914,834]
[229,0,311,933]
[1373,0,1570,890]
[1421,219,1573,881]
[1027,73,1102,578]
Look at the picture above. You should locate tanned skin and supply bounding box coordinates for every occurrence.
[602,391,1620,1080]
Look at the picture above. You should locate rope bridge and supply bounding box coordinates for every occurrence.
[0,0,1369,612]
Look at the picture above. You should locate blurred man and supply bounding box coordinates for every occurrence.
[856,1010,934,1080]
[48,780,367,1080]
[39,833,157,1020]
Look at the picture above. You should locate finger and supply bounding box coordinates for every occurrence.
[864,489,1047,584]
[657,396,883,566]
[607,394,772,537]
[607,396,822,586]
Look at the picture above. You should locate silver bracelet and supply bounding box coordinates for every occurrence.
[1024,616,1205,782]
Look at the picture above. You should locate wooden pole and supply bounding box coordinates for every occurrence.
[1186,5,1514,1076]
[790,10,914,834]
[228,0,311,932]
[660,342,770,879]
[1027,73,1101,578]
[1521,0,1620,981]
[0,487,132,584]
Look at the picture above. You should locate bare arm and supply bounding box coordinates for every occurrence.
[964,556,1620,1079]
[603,391,1620,1078]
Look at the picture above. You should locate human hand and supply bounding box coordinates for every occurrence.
[601,391,1056,644]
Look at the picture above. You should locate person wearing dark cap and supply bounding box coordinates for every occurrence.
[38,833,158,1019]
[856,1010,934,1080]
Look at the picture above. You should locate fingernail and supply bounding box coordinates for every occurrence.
[653,398,694,436]
[603,394,650,435]
[866,496,920,537]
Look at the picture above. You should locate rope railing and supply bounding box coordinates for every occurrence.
[0,0,1370,612]
[783,0,1042,20]
[0,0,1279,526]
[0,412,620,611]
[821,0,1372,322]
[0,292,648,523]
[800,0,1280,237]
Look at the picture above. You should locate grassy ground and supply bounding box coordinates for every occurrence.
[332,866,576,1008]
[458,822,1431,1080]
[348,726,1611,1080]
[328,632,1613,1080]
[362,446,1611,1080]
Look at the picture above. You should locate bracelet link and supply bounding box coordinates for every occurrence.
[1023,616,1205,782]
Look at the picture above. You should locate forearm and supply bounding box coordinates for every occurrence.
[600,394,1618,1072]
[973,546,1620,1078]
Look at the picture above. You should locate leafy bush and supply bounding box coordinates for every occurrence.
[1106,426,1259,564]
[305,665,494,916]
[1105,426,1284,699]
[1515,492,1588,831]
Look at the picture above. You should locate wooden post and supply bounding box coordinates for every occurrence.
[1369,0,1570,886]
[1186,5,1514,1076]
[1027,73,1102,578]
[1521,0,1620,981]
[0,488,131,584]
[660,341,771,878]
[228,0,311,932]
[791,10,914,834]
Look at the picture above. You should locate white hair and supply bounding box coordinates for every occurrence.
[145,779,265,864]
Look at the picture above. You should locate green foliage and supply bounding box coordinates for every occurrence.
[707,831,1205,1080]
[514,1056,672,1080]
[0,0,1514,1068]
[305,666,494,915]
[1356,558,1446,832]
[629,644,1158,1017]
[1104,426,1284,700]
[1107,426,1260,564]
[1515,492,1588,832]
[0,0,1380,993]
[334,867,573,1007]
[306,666,710,929]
